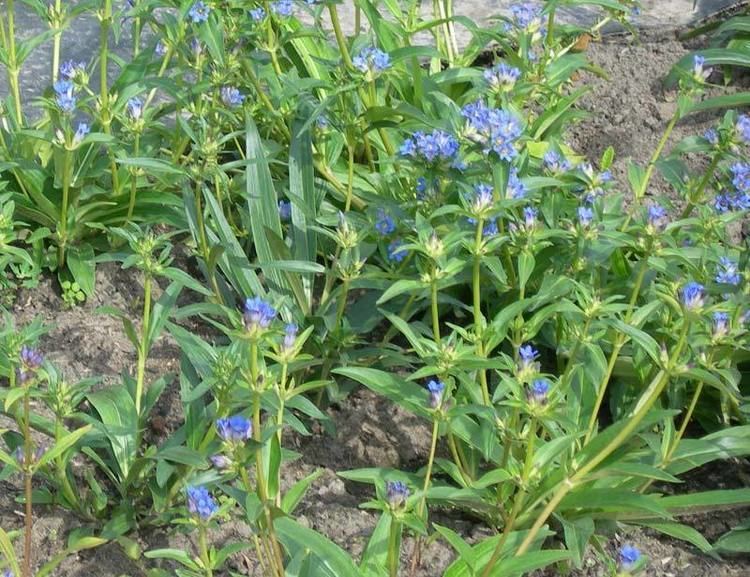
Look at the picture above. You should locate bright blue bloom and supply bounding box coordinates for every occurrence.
[461,100,522,160]
[483,219,499,237]
[509,2,543,30]
[523,206,537,228]
[220,86,244,107]
[470,183,494,215]
[712,311,730,337]
[578,206,594,227]
[507,168,527,199]
[243,297,277,330]
[126,97,143,120]
[250,6,266,20]
[703,128,719,145]
[518,344,539,372]
[387,239,407,263]
[693,54,710,81]
[278,200,291,221]
[681,282,705,311]
[216,415,253,443]
[737,114,750,144]
[54,80,76,113]
[186,485,218,520]
[188,1,210,22]
[18,345,43,383]
[543,150,571,174]
[731,162,750,193]
[73,122,90,145]
[4,569,13,577]
[271,0,294,16]
[647,204,668,231]
[375,209,396,236]
[416,177,427,197]
[400,130,460,166]
[715,257,741,286]
[59,60,85,80]
[352,47,391,76]
[283,323,298,350]
[619,545,641,569]
[427,379,445,408]
[527,378,550,404]
[484,62,521,92]
[386,481,409,508]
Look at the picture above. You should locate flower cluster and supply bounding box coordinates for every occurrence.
[712,311,730,338]
[60,60,86,83]
[386,481,410,509]
[271,0,294,17]
[681,282,705,311]
[714,163,750,213]
[517,344,540,379]
[484,62,521,93]
[353,47,391,78]
[619,544,641,571]
[250,6,266,21]
[126,98,143,121]
[578,205,594,228]
[646,204,668,233]
[461,100,523,160]
[188,1,210,23]
[692,54,711,83]
[216,415,253,444]
[18,346,43,384]
[243,297,277,334]
[426,379,445,409]
[375,209,396,236]
[735,114,750,144]
[400,130,461,167]
[73,122,90,147]
[186,485,218,520]
[527,378,549,404]
[507,168,527,199]
[282,323,298,351]
[507,2,544,32]
[715,257,741,286]
[543,150,572,175]
[278,200,292,221]
[53,80,76,114]
[387,239,408,263]
[221,86,244,107]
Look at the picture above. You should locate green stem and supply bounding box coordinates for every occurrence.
[344,145,355,212]
[52,0,63,84]
[5,0,23,126]
[517,322,689,557]
[328,3,353,69]
[135,273,152,419]
[473,220,491,406]
[681,153,720,220]
[198,524,212,577]
[335,279,350,335]
[417,419,439,519]
[100,0,112,130]
[22,387,33,577]
[387,517,402,577]
[57,149,73,268]
[431,277,440,343]
[126,133,140,222]
[583,259,648,443]
[446,429,471,484]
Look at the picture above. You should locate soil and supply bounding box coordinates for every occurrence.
[2,29,750,577]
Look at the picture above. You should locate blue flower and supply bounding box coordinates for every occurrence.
[18,345,43,383]
[522,206,537,229]
[618,545,641,569]
[271,0,294,17]
[375,209,396,236]
[59,60,85,80]
[712,311,729,337]
[703,128,719,146]
[387,239,407,263]
[680,282,705,311]
[578,206,594,227]
[216,415,253,443]
[427,379,445,409]
[386,481,410,508]
[715,257,741,286]
[507,168,527,199]
[737,114,750,144]
[73,122,90,146]
[461,100,522,160]
[527,378,550,404]
[126,97,143,120]
[646,204,668,232]
[731,162,750,193]
[4,569,13,577]
[191,38,204,56]
[692,54,711,81]
[186,485,218,520]
[210,454,232,469]
[220,86,244,107]
[483,219,499,237]
[352,47,391,77]
[283,323,298,350]
[400,130,460,166]
[188,0,210,23]
[543,150,571,174]
[484,62,521,92]
[470,183,494,216]
[278,200,292,221]
[53,80,76,113]
[250,6,266,20]
[518,344,540,373]
[508,2,543,30]
[243,297,277,332]
[155,40,168,56]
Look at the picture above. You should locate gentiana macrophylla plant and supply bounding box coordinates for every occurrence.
[334,48,750,577]
[0,316,102,577]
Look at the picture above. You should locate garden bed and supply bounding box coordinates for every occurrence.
[1,25,749,577]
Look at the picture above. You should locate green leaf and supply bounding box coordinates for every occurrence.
[607,318,661,364]
[154,446,206,467]
[560,488,671,519]
[714,529,750,553]
[637,521,713,553]
[144,548,201,570]
[0,526,20,576]
[281,469,324,515]
[116,157,186,175]
[35,425,92,470]
[275,517,363,577]
[333,367,430,419]
[360,514,390,576]
[67,244,96,298]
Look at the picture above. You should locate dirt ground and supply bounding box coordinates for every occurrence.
[1,29,749,577]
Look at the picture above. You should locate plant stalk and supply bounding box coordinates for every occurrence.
[22,387,33,577]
